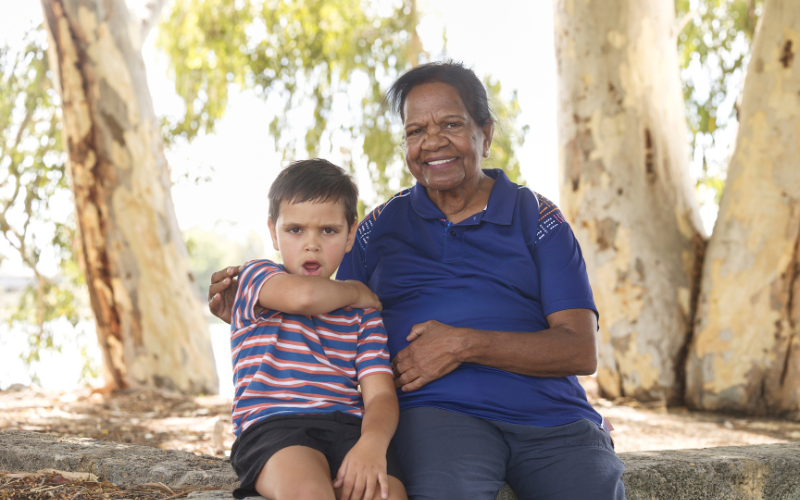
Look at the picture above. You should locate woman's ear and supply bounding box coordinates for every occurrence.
[267,218,280,252]
[482,121,495,158]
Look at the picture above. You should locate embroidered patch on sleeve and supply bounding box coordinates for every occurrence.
[357,189,410,260]
[535,192,567,241]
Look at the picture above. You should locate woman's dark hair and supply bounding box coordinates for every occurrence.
[268,159,359,227]
[385,61,493,126]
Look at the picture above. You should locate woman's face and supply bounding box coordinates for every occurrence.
[402,81,494,193]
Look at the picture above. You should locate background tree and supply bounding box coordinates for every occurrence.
[39,0,219,394]
[16,0,527,392]
[0,29,92,379]
[553,0,706,404]
[675,0,764,210]
[158,0,527,199]
[686,0,800,417]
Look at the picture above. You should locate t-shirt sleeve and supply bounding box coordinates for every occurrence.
[354,308,392,381]
[232,259,287,328]
[530,196,598,319]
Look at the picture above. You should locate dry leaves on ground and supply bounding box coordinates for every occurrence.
[0,471,206,500]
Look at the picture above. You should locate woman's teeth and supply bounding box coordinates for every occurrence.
[427,158,455,165]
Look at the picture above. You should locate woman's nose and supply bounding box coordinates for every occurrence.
[422,128,448,150]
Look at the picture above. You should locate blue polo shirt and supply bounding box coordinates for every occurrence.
[337,169,601,427]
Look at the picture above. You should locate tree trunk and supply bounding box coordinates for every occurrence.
[686,0,800,417]
[40,0,218,394]
[553,0,705,403]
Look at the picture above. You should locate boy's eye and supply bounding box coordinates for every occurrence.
[287,227,301,234]
[322,228,337,235]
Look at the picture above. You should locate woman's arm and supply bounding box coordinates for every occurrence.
[208,266,241,324]
[391,308,597,392]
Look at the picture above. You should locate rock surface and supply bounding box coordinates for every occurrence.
[1,430,799,499]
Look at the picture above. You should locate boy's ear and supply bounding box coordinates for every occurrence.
[344,220,358,253]
[267,219,280,252]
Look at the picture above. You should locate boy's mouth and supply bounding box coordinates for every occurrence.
[301,260,322,275]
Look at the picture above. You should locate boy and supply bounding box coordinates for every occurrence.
[228,159,407,500]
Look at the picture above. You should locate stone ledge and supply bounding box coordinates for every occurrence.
[0,429,238,490]
[2,430,799,499]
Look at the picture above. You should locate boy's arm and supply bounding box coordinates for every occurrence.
[334,373,399,500]
[259,274,381,315]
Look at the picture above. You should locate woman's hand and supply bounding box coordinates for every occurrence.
[333,438,390,500]
[391,320,469,392]
[207,266,241,324]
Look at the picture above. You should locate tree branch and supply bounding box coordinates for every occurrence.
[674,9,697,40]
[138,0,169,42]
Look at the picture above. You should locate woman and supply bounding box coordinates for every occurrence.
[209,62,626,500]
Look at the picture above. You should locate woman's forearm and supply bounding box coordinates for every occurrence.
[459,325,597,377]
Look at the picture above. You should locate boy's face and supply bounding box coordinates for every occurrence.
[268,199,357,279]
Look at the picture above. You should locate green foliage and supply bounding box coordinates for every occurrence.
[675,0,763,203]
[0,28,92,380]
[484,77,528,185]
[157,0,527,200]
[184,225,267,301]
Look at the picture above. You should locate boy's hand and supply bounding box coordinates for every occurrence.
[334,439,389,500]
[346,281,382,312]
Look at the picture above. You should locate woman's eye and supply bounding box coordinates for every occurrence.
[407,128,422,136]
[447,122,461,128]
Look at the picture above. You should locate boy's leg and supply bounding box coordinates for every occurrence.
[255,445,336,500]
[392,407,508,500]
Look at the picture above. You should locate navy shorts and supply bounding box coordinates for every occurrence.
[230,412,403,499]
[393,407,626,500]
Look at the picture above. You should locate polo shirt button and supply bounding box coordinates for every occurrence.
[450,230,457,236]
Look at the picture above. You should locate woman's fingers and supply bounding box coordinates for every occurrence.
[210,266,238,285]
[401,375,429,392]
[394,369,419,389]
[406,320,434,341]
[207,277,232,301]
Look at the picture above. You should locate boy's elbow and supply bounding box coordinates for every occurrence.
[287,281,317,313]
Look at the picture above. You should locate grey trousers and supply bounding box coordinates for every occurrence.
[393,407,626,500]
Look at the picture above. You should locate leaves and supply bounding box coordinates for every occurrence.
[675,0,764,202]
[0,27,90,379]
[157,0,527,199]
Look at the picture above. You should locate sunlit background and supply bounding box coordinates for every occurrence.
[0,0,736,396]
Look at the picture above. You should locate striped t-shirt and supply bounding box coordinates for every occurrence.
[230,259,393,436]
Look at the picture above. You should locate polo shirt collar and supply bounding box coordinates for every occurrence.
[410,169,517,225]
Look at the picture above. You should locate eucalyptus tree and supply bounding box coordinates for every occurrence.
[687,0,800,417]
[554,0,705,404]
[31,0,525,393]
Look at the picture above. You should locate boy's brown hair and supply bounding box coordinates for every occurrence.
[268,159,359,227]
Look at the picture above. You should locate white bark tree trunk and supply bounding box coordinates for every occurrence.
[40,0,218,394]
[554,0,706,403]
[686,0,800,417]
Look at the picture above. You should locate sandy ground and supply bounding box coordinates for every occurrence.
[1,378,799,459]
